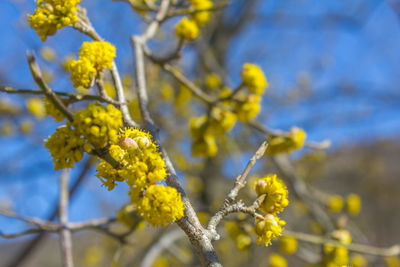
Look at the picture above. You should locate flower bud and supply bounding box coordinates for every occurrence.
[120,137,138,150]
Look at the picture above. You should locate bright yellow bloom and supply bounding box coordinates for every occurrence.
[241,63,268,95]
[205,73,222,89]
[254,174,289,214]
[266,127,307,155]
[67,41,116,88]
[331,229,352,244]
[44,97,68,122]
[175,17,199,40]
[104,82,116,98]
[44,125,85,170]
[224,221,252,251]
[347,193,361,216]
[236,234,252,251]
[279,236,297,254]
[254,214,285,246]
[351,254,368,267]
[95,156,123,191]
[72,103,122,149]
[269,253,287,267]
[189,115,209,139]
[66,58,97,88]
[323,245,348,266]
[128,98,142,122]
[137,184,184,226]
[209,108,237,135]
[28,0,81,41]
[175,85,192,107]
[385,256,400,267]
[189,0,213,26]
[328,194,344,213]
[26,98,45,119]
[79,41,116,71]
[234,94,261,122]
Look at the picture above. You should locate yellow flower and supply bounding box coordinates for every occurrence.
[28,0,81,41]
[205,73,222,89]
[44,125,85,170]
[328,194,344,213]
[234,94,261,122]
[236,234,251,251]
[128,98,142,122]
[241,63,268,95]
[254,214,285,246]
[351,254,367,267]
[323,245,348,266]
[331,229,352,244]
[385,256,400,267]
[175,17,199,40]
[26,98,45,119]
[266,127,307,155]
[209,108,237,135]
[67,41,116,88]
[66,58,97,88]
[189,0,213,26]
[346,194,361,216]
[104,82,116,98]
[254,174,289,214]
[137,184,184,226]
[279,236,297,254]
[44,97,68,122]
[175,85,192,107]
[269,253,287,267]
[79,41,116,71]
[72,103,122,149]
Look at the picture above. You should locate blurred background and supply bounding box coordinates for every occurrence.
[0,0,399,266]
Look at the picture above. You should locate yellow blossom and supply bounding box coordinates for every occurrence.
[328,194,344,213]
[137,184,184,226]
[26,98,45,119]
[189,0,213,26]
[385,256,400,267]
[40,46,56,61]
[79,41,116,71]
[104,82,116,98]
[347,193,361,216]
[175,17,199,40]
[44,125,85,170]
[241,63,268,95]
[254,174,289,214]
[351,254,368,267]
[191,135,218,157]
[323,245,348,266]
[254,214,285,246]
[331,229,352,244]
[209,108,237,135]
[269,253,287,267]
[234,94,261,122]
[72,103,122,149]
[205,73,222,89]
[66,58,97,88]
[28,0,81,41]
[116,203,139,228]
[279,236,297,254]
[266,127,307,155]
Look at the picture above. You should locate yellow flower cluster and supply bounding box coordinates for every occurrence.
[255,214,286,246]
[28,0,81,41]
[189,0,213,26]
[254,174,289,214]
[279,236,298,254]
[234,94,261,122]
[26,98,45,120]
[205,73,222,90]
[347,193,361,216]
[44,125,85,170]
[253,174,289,247]
[137,184,184,226]
[327,194,344,213]
[269,253,287,267]
[95,127,185,226]
[322,230,352,266]
[66,41,116,88]
[175,17,199,40]
[266,127,307,155]
[190,108,237,157]
[174,0,213,40]
[351,254,368,267]
[71,103,122,149]
[44,97,68,122]
[241,63,269,95]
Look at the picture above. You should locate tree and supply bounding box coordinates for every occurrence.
[0,0,399,266]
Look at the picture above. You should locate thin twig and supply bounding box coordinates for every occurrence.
[59,170,74,267]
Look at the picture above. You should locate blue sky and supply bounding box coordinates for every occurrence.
[1,0,400,238]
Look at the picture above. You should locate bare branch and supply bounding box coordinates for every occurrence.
[59,170,74,267]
